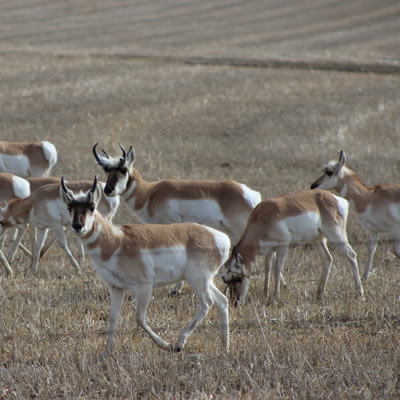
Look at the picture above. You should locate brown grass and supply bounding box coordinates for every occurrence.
[1,1,400,398]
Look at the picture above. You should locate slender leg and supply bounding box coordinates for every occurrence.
[363,231,378,280]
[209,282,229,353]
[135,285,171,351]
[264,253,273,298]
[39,234,57,258]
[334,241,364,298]
[105,287,125,354]
[175,283,213,352]
[53,228,81,273]
[0,230,7,252]
[316,238,333,300]
[8,226,28,261]
[271,246,288,303]
[0,231,13,276]
[32,229,49,273]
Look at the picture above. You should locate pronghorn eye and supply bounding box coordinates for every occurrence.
[67,207,72,213]
[90,206,95,213]
[326,170,333,177]
[120,168,128,175]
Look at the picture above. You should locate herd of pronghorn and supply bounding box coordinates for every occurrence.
[0,140,399,354]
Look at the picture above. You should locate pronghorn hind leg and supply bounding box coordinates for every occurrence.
[334,240,364,298]
[363,231,378,281]
[270,246,288,304]
[0,231,13,276]
[135,285,171,351]
[315,238,333,300]
[209,282,229,352]
[175,282,213,352]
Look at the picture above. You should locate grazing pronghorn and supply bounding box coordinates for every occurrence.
[93,143,261,294]
[0,140,57,177]
[0,172,31,275]
[311,150,400,280]
[0,180,120,273]
[60,176,231,354]
[222,189,364,304]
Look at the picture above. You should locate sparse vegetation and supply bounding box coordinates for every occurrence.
[1,1,400,398]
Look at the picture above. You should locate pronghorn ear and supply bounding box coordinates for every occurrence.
[86,176,101,207]
[60,177,74,205]
[336,150,346,170]
[126,145,135,167]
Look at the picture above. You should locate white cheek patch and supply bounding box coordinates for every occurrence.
[83,216,100,241]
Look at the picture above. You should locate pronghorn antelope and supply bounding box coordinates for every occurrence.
[311,150,400,280]
[0,179,120,273]
[61,176,231,354]
[222,189,364,304]
[0,172,31,275]
[93,143,261,294]
[0,140,57,177]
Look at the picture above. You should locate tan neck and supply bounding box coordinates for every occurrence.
[336,170,371,213]
[82,211,122,261]
[123,168,156,211]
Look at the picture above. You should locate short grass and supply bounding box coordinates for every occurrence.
[0,51,400,399]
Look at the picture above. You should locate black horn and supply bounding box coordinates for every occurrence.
[92,143,106,167]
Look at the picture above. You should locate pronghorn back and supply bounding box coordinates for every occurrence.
[0,140,57,177]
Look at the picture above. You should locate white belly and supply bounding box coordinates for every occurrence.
[0,154,30,177]
[140,199,224,225]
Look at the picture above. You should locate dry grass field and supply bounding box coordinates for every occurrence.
[1,1,400,399]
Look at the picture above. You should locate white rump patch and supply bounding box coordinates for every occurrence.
[41,141,58,167]
[12,176,30,199]
[239,184,262,208]
[332,194,349,221]
[203,225,231,265]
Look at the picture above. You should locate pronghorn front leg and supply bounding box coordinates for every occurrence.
[7,226,29,261]
[53,227,81,273]
[106,287,125,354]
[31,228,49,273]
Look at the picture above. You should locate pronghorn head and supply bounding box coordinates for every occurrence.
[310,150,346,190]
[221,249,251,305]
[92,143,135,197]
[60,176,101,236]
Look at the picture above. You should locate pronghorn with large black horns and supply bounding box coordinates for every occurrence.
[222,189,364,304]
[93,143,261,294]
[0,179,120,273]
[61,176,231,354]
[311,150,400,280]
[0,140,57,177]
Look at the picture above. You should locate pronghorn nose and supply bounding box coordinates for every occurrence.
[72,222,83,232]
[310,182,318,190]
[104,186,113,195]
